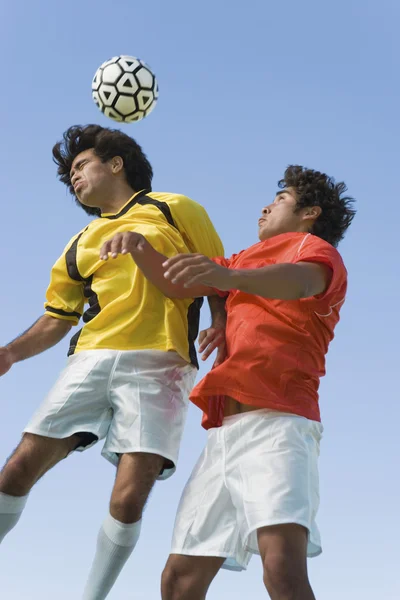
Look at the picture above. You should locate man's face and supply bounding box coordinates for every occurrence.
[70,149,115,209]
[258,187,310,241]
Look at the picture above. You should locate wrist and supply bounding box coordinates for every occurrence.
[211,314,226,327]
[5,344,17,364]
[226,269,243,291]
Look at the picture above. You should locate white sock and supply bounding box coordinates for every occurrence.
[0,492,29,543]
[82,513,142,600]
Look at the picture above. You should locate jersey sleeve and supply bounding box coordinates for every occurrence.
[291,235,348,306]
[168,196,224,258]
[44,236,85,324]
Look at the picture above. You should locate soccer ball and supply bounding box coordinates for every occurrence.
[92,56,159,123]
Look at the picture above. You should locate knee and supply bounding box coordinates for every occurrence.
[0,452,33,496]
[110,488,142,523]
[262,553,308,597]
[161,563,187,600]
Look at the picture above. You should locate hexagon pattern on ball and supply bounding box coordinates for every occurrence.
[92,55,158,123]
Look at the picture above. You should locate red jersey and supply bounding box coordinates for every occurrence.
[190,232,347,429]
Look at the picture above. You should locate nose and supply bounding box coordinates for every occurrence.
[70,170,79,187]
[262,205,271,216]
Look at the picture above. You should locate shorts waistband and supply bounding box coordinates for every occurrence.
[222,408,276,426]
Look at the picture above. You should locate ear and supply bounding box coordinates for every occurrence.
[111,156,124,175]
[302,205,322,221]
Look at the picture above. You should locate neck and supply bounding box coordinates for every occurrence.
[99,181,138,214]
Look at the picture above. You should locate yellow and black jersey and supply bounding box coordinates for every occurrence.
[44,190,224,367]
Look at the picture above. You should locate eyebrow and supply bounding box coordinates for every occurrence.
[70,158,88,175]
[275,189,293,199]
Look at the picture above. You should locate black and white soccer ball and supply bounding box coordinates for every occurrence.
[92,56,159,123]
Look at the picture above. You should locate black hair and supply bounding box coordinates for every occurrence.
[278,165,356,247]
[52,124,153,216]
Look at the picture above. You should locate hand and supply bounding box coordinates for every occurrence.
[100,232,147,260]
[0,347,14,377]
[198,326,227,366]
[163,254,234,291]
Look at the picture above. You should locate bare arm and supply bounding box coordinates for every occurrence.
[229,262,332,300]
[0,315,73,376]
[163,254,332,300]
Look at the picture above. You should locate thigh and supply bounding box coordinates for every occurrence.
[257,524,310,590]
[257,523,309,565]
[0,432,81,495]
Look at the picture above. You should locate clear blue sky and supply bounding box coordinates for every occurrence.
[0,0,399,598]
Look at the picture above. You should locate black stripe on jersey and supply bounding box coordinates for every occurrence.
[82,275,100,323]
[101,190,151,220]
[101,191,176,229]
[65,230,86,282]
[135,196,176,228]
[187,297,204,369]
[67,276,100,356]
[64,233,101,356]
[45,306,81,320]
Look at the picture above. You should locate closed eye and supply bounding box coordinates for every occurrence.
[70,160,89,182]
[77,160,88,171]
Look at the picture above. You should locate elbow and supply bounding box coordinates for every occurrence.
[45,314,74,333]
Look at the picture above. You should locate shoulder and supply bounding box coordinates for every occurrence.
[60,225,91,255]
[294,234,346,270]
[148,192,205,211]
[266,233,345,269]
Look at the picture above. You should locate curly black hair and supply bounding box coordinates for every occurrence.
[52,124,153,216]
[278,165,356,247]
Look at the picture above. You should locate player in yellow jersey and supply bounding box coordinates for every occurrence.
[0,125,225,599]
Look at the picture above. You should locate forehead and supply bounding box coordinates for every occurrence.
[71,148,96,171]
[275,187,297,202]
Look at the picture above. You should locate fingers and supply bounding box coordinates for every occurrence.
[110,232,124,258]
[100,232,123,260]
[198,329,208,346]
[100,239,113,261]
[100,232,143,261]
[163,255,210,281]
[163,254,204,269]
[198,328,226,361]
[213,343,227,367]
[198,328,221,353]
[171,266,212,287]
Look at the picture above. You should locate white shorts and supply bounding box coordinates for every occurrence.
[24,350,196,479]
[171,409,323,569]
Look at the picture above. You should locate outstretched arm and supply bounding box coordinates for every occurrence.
[163,254,332,300]
[0,315,73,376]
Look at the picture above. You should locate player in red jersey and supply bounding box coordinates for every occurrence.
[103,165,355,600]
